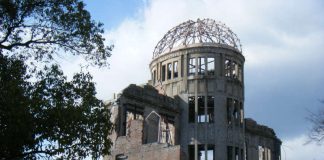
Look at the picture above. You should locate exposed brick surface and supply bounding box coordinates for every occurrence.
[107,119,180,160]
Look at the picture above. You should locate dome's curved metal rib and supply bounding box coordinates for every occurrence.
[153,18,242,58]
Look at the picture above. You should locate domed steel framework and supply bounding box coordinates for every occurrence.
[153,18,242,58]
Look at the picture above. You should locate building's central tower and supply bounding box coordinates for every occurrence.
[149,19,245,160]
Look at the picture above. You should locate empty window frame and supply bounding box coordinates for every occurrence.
[198,144,215,160]
[227,98,233,125]
[167,63,172,80]
[189,144,215,160]
[126,107,144,120]
[258,146,265,160]
[233,100,239,126]
[198,144,205,160]
[173,61,178,78]
[231,61,238,79]
[153,70,156,85]
[124,105,144,136]
[197,96,205,123]
[189,57,196,76]
[188,96,195,123]
[225,59,240,79]
[233,100,239,120]
[240,149,244,160]
[227,146,233,160]
[162,65,166,81]
[258,146,271,160]
[207,145,215,160]
[207,57,215,75]
[267,148,271,160]
[235,147,239,160]
[238,64,242,82]
[225,59,231,77]
[188,145,195,160]
[207,96,214,123]
[198,57,206,75]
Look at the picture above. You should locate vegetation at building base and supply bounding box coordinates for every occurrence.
[0,0,113,159]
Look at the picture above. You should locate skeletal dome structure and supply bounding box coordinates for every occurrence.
[153,18,242,58]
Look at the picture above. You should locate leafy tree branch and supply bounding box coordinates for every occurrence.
[0,0,113,67]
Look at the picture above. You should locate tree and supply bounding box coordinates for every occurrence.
[0,0,112,67]
[0,55,34,159]
[0,55,112,159]
[0,0,114,159]
[308,100,324,144]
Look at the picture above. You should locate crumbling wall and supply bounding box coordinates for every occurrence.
[105,84,181,160]
[245,118,281,160]
[106,119,180,160]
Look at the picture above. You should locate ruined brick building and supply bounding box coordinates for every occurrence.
[105,19,281,160]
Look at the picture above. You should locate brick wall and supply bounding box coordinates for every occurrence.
[106,119,180,160]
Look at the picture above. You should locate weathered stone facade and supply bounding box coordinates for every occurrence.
[105,19,281,160]
[245,119,281,160]
[109,119,180,160]
[106,84,181,160]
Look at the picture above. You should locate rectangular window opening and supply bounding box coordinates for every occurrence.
[225,59,231,77]
[198,57,206,75]
[207,57,215,75]
[235,147,239,160]
[173,61,178,78]
[232,61,237,79]
[188,96,195,123]
[189,58,196,76]
[153,70,156,85]
[227,146,233,160]
[124,106,144,136]
[233,100,239,125]
[267,148,271,160]
[238,64,242,82]
[162,65,166,81]
[167,63,172,79]
[207,145,215,160]
[198,144,205,160]
[197,96,205,123]
[207,96,214,123]
[258,146,265,160]
[188,145,195,160]
[240,149,244,160]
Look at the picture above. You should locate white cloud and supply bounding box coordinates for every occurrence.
[61,0,324,136]
[60,0,324,100]
[282,134,324,160]
[100,0,323,97]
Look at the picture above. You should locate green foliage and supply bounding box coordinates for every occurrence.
[0,0,114,159]
[0,0,112,67]
[0,55,34,159]
[0,55,112,159]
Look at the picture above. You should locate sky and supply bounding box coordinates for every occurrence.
[61,0,324,159]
